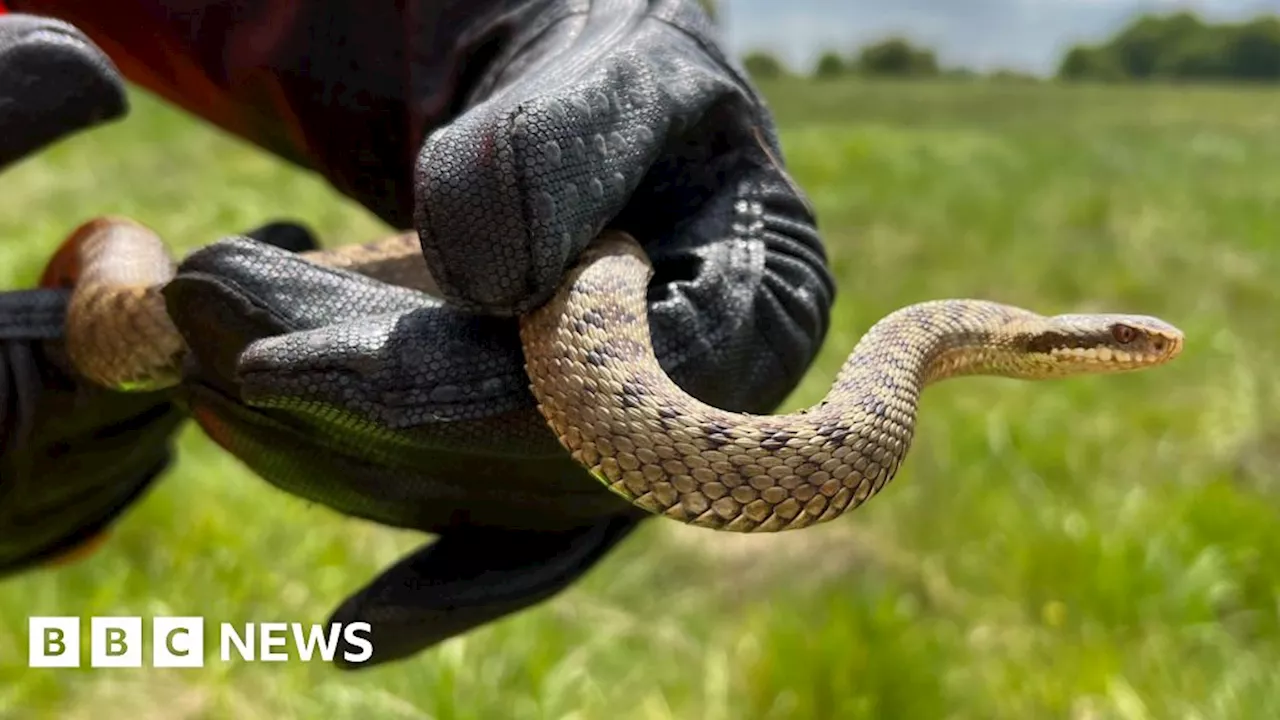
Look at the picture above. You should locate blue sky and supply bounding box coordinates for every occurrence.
[720,0,1280,75]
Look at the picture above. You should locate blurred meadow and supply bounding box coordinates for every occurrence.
[1,78,1278,718]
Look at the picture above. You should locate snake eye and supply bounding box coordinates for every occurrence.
[1111,324,1137,344]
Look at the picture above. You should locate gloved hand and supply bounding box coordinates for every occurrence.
[2,0,835,667]
[0,12,166,576]
[416,0,821,323]
[0,12,341,577]
[160,0,836,669]
[0,222,316,578]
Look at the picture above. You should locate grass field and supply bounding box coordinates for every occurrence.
[1,77,1279,719]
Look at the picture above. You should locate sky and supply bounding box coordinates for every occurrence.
[720,0,1280,75]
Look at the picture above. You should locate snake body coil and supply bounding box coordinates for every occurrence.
[50,217,1184,533]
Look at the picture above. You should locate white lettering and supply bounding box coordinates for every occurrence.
[259,622,289,661]
[291,623,342,662]
[342,622,374,664]
[220,623,254,661]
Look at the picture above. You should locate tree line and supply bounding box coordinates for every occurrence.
[744,38,935,80]
[743,37,1024,82]
[744,37,1035,83]
[1058,12,1280,81]
[742,12,1280,84]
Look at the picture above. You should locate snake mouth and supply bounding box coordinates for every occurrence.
[1045,343,1177,367]
[1038,329,1184,371]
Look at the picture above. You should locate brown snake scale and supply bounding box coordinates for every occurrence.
[50,217,1185,533]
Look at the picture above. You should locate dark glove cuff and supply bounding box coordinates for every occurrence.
[0,290,67,451]
[0,288,67,340]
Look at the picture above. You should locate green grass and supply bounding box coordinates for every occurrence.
[2,78,1278,718]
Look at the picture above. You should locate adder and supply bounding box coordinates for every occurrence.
[50,216,1185,534]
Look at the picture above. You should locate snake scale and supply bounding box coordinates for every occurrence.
[47,216,1184,533]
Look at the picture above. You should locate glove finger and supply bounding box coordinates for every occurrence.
[170,235,540,439]
[234,302,536,438]
[327,513,644,670]
[0,14,127,171]
[414,2,742,316]
[163,237,432,390]
[172,237,430,332]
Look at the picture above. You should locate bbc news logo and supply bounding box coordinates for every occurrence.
[27,617,372,668]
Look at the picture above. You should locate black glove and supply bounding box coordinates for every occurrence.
[0,221,318,578]
[0,291,180,576]
[161,0,835,670]
[0,12,163,576]
[165,234,656,668]
[0,13,127,172]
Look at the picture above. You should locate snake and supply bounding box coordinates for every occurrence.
[45,216,1184,533]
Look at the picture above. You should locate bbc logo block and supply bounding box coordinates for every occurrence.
[29,616,204,668]
[27,617,372,667]
[90,617,142,667]
[27,617,78,668]
[153,616,204,668]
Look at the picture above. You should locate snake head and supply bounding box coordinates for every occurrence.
[1023,313,1185,376]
